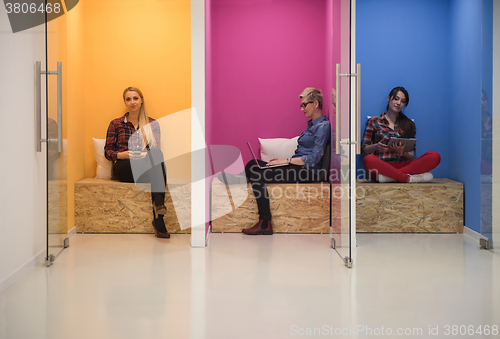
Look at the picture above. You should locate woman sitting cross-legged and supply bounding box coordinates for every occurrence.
[221,87,331,235]
[361,86,440,183]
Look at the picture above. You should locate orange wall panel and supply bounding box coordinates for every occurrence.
[65,2,85,231]
[82,0,191,178]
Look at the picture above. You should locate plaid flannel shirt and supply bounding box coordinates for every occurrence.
[104,113,161,162]
[361,112,415,163]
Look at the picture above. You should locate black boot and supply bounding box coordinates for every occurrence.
[152,209,170,239]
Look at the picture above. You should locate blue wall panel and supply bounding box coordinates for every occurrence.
[357,0,484,232]
[480,0,493,237]
[357,0,450,179]
[482,0,493,99]
[449,0,482,232]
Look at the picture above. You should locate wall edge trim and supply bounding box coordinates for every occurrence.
[0,249,45,295]
[463,226,489,244]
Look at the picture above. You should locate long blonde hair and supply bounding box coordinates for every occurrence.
[123,87,157,149]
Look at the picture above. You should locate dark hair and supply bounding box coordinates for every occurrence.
[386,87,415,137]
[386,86,409,111]
[398,118,416,138]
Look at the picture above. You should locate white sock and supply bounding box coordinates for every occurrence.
[378,174,397,183]
[408,172,433,183]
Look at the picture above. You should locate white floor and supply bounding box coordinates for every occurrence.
[0,233,499,339]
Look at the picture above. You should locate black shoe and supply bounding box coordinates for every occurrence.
[242,220,273,235]
[152,219,170,239]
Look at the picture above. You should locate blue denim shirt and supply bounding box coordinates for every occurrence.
[292,115,331,171]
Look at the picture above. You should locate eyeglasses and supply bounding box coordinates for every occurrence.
[300,101,313,110]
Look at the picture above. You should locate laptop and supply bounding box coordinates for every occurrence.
[247,142,289,169]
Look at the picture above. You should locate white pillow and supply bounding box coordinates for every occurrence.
[259,136,299,162]
[93,138,113,180]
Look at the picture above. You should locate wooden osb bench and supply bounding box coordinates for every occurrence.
[356,178,463,233]
[211,180,331,233]
[75,178,191,234]
[211,178,464,233]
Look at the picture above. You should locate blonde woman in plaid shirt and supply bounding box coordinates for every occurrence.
[105,87,170,238]
[361,87,440,183]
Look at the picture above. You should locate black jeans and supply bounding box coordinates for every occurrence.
[112,148,167,208]
[244,160,321,221]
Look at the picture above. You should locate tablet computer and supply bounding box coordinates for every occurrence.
[387,137,417,152]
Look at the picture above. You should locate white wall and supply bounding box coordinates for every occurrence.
[0,11,47,293]
[191,0,207,247]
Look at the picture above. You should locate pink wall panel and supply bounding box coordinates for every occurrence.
[209,0,341,165]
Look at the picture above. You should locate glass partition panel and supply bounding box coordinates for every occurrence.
[46,15,68,264]
[330,0,355,267]
[489,0,500,253]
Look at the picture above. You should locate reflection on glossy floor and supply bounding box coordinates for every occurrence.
[1,233,499,339]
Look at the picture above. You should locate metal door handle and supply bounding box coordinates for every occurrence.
[355,63,361,154]
[335,63,361,154]
[35,61,42,152]
[35,61,62,153]
[335,64,341,154]
[56,62,62,153]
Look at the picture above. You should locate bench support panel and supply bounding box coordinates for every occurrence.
[75,179,190,234]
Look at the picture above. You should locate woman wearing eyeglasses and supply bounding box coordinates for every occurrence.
[221,87,331,235]
[361,86,440,183]
[105,87,170,238]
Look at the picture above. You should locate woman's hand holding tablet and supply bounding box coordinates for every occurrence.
[387,137,416,153]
